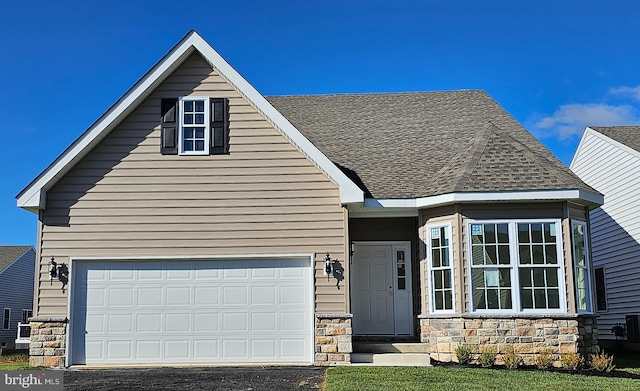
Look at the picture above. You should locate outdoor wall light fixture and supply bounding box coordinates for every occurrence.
[48,256,69,292]
[324,252,335,280]
[324,252,345,289]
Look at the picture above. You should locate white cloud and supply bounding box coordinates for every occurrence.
[609,85,640,101]
[531,103,640,140]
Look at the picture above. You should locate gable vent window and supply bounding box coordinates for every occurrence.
[161,97,229,155]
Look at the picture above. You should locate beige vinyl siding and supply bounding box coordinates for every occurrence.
[37,53,346,316]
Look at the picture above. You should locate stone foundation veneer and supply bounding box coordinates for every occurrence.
[315,314,353,365]
[419,315,599,366]
[29,316,68,368]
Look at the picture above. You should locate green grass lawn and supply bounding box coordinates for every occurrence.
[325,349,640,391]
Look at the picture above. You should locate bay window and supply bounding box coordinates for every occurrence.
[468,220,565,313]
[427,224,455,313]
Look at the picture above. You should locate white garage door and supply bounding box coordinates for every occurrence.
[70,258,313,365]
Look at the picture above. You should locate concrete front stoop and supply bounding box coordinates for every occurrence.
[351,342,431,366]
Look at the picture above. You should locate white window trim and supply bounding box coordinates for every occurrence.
[466,219,567,315]
[178,96,210,155]
[2,308,10,330]
[426,222,456,314]
[572,219,593,314]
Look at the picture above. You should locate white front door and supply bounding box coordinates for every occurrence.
[351,243,413,335]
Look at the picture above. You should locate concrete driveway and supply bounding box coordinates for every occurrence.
[63,366,326,390]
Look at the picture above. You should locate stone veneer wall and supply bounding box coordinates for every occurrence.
[419,315,599,366]
[315,314,353,365]
[29,316,68,367]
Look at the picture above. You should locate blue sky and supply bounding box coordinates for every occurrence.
[2,1,640,246]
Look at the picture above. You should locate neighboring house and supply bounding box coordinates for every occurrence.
[17,31,603,368]
[0,246,35,349]
[571,126,640,345]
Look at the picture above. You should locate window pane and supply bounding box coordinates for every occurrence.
[398,278,406,290]
[183,140,193,151]
[184,128,193,138]
[545,245,557,264]
[195,128,205,138]
[435,291,444,310]
[432,249,441,268]
[471,224,484,242]
[184,114,194,124]
[485,224,496,244]
[534,289,546,308]
[519,245,531,264]
[486,246,497,265]
[195,140,205,151]
[487,289,499,309]
[533,269,545,287]
[544,223,556,243]
[548,289,560,309]
[501,289,512,309]
[472,269,485,288]
[521,289,533,308]
[195,114,205,124]
[431,237,440,248]
[498,245,510,265]
[499,268,511,287]
[444,291,453,310]
[531,223,543,243]
[532,245,544,264]
[518,224,529,243]
[443,269,451,289]
[546,268,558,287]
[195,100,204,112]
[473,286,486,309]
[442,228,449,246]
[471,246,484,265]
[184,101,193,111]
[520,268,532,287]
[434,270,443,289]
[441,248,449,267]
[497,224,509,243]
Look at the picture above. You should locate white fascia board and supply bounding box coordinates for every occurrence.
[353,189,604,216]
[189,34,363,204]
[17,31,363,211]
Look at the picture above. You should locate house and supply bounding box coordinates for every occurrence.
[0,246,35,350]
[571,126,640,346]
[17,31,603,368]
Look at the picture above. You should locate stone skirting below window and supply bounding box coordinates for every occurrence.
[28,316,68,368]
[419,314,599,365]
[315,314,353,365]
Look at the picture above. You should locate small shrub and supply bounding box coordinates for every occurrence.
[535,349,554,369]
[502,346,523,369]
[479,346,497,368]
[455,343,473,365]
[590,351,615,373]
[560,352,584,371]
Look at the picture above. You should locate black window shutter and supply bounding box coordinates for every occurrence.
[160,98,179,155]
[211,98,229,154]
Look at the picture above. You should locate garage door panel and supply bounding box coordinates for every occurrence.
[72,258,312,365]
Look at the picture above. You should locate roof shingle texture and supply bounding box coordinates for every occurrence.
[267,91,593,199]
[0,246,32,273]
[591,126,640,153]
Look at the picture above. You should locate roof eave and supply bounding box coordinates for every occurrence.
[350,189,604,216]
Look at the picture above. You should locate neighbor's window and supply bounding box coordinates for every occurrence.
[2,308,9,330]
[179,97,210,155]
[427,224,454,312]
[594,267,607,311]
[21,309,32,324]
[469,220,565,312]
[572,221,592,313]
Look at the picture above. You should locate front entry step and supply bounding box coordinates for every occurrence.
[351,342,431,366]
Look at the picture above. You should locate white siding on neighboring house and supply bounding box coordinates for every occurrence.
[571,128,640,339]
[0,248,35,344]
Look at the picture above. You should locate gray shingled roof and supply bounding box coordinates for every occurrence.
[267,91,593,199]
[591,126,640,154]
[0,246,32,273]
